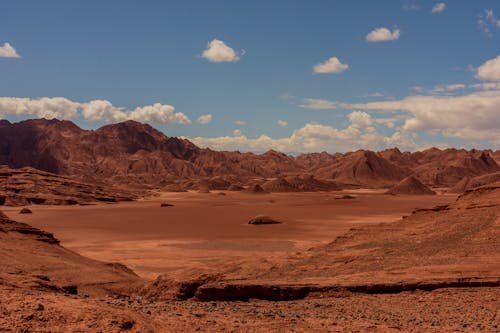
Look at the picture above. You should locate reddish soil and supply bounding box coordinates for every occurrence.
[1,183,498,332]
[7,191,454,278]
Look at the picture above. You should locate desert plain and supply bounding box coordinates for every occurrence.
[5,190,456,279]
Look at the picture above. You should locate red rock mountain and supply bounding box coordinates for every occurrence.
[386,176,436,195]
[313,150,411,187]
[0,118,498,189]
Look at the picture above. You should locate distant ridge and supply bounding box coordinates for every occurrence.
[0,118,498,189]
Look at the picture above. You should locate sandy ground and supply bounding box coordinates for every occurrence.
[4,191,456,279]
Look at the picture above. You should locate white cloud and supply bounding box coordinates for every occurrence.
[197,114,212,124]
[189,125,373,153]
[277,120,288,127]
[431,3,446,14]
[432,83,466,93]
[366,27,400,42]
[188,113,418,153]
[299,98,343,109]
[412,84,468,95]
[129,103,191,124]
[201,39,240,63]
[374,115,409,129]
[235,120,246,126]
[0,97,191,124]
[470,82,500,90]
[478,9,500,35]
[190,95,500,151]
[81,100,125,122]
[347,111,372,128]
[303,88,500,142]
[476,55,500,81]
[313,57,349,74]
[0,42,20,58]
[0,97,79,119]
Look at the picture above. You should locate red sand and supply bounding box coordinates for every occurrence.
[5,191,455,279]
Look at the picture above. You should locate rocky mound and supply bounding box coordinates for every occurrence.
[261,178,298,192]
[0,211,143,295]
[243,184,268,194]
[285,175,342,191]
[227,184,244,191]
[449,176,472,193]
[316,150,410,187]
[386,176,436,195]
[163,183,187,192]
[0,165,138,206]
[248,215,282,225]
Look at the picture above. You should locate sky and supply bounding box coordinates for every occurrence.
[1,0,500,153]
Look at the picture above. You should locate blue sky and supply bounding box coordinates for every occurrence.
[1,0,500,153]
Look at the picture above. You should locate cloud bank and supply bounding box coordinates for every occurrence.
[0,97,191,124]
[188,111,416,153]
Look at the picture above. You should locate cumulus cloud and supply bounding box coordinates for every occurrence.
[476,55,500,81]
[190,90,500,151]
[0,97,191,124]
[301,87,500,143]
[347,111,372,128]
[81,100,125,122]
[0,97,79,119]
[233,129,242,136]
[128,103,191,124]
[197,114,213,124]
[313,57,349,74]
[277,120,288,127]
[366,27,400,42]
[431,3,446,14]
[201,39,240,62]
[188,113,417,153]
[0,42,21,58]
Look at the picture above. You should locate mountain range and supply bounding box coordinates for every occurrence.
[1,118,499,189]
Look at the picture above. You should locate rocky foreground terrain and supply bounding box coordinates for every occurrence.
[0,181,498,332]
[0,165,139,206]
